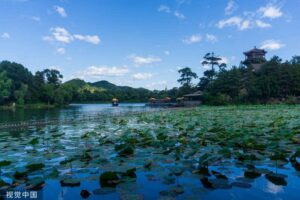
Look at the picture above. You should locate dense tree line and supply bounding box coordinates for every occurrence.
[176,54,300,105]
[1,54,300,107]
[0,61,71,106]
[0,61,178,106]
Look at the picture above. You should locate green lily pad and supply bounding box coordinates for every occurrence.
[100,171,120,188]
[14,171,28,180]
[26,163,45,172]
[60,178,81,187]
[200,177,214,189]
[93,187,116,195]
[27,177,45,190]
[0,179,9,187]
[122,168,137,178]
[0,160,12,167]
[211,170,227,180]
[160,185,184,197]
[29,138,39,145]
[244,169,261,179]
[120,194,144,200]
[265,173,287,186]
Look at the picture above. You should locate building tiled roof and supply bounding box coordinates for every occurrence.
[244,47,267,55]
[183,91,203,97]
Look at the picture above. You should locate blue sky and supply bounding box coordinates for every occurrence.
[0,0,299,90]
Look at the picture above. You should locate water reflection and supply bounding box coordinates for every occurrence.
[0,103,152,124]
[265,182,283,194]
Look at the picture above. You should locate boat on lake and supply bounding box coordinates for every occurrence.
[112,98,119,107]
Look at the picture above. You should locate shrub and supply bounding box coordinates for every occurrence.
[285,96,297,105]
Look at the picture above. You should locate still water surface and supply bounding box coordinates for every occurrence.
[0,103,151,123]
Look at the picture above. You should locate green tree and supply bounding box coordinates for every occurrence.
[14,84,28,105]
[199,53,227,91]
[177,67,198,89]
[201,52,226,71]
[43,69,63,87]
[0,71,12,104]
[42,84,55,105]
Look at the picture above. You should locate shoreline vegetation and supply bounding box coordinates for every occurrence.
[0,101,298,111]
[0,103,57,110]
[1,53,300,108]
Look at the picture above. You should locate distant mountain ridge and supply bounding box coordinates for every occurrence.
[63,79,156,102]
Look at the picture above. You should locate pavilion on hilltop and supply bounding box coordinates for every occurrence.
[243,46,267,71]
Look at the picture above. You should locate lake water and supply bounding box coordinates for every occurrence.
[0,104,300,200]
[0,103,152,124]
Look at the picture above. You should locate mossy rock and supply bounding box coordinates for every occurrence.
[100,171,120,188]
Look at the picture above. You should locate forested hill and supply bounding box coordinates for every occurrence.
[0,60,173,106]
[62,79,160,102]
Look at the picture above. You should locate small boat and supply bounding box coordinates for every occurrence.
[112,98,119,107]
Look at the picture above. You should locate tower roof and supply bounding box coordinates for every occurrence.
[243,46,267,56]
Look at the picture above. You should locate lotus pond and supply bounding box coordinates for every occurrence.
[1,104,300,200]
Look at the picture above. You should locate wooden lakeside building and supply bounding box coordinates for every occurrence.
[146,91,203,107]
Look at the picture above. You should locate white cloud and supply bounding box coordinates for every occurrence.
[220,57,229,64]
[174,11,185,19]
[54,5,67,17]
[260,40,285,50]
[258,5,282,19]
[256,20,271,28]
[264,182,283,194]
[83,66,129,77]
[132,73,153,80]
[205,34,218,43]
[164,50,170,55]
[56,47,65,55]
[240,20,251,30]
[158,5,171,13]
[217,16,254,30]
[73,34,100,45]
[129,55,161,66]
[43,27,101,45]
[1,33,10,39]
[158,5,185,20]
[146,80,167,90]
[43,27,72,43]
[225,0,238,15]
[183,34,202,44]
[49,65,63,72]
[30,16,40,22]
[217,16,242,29]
